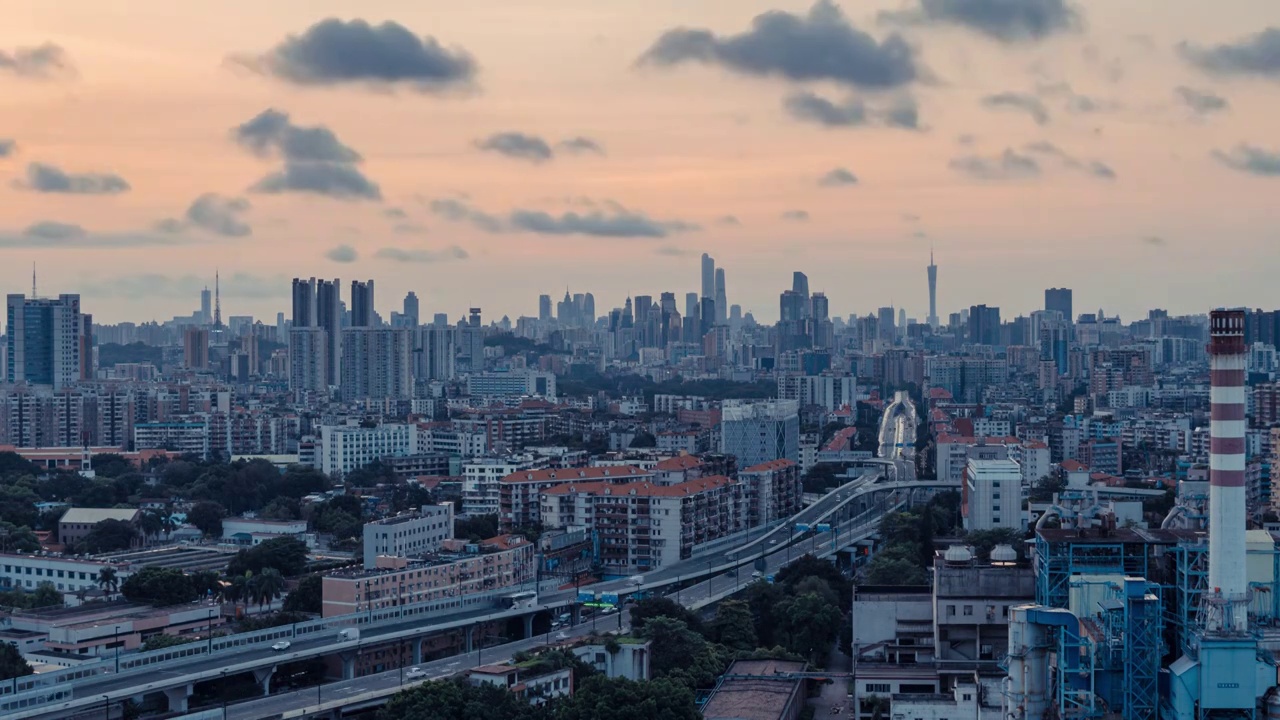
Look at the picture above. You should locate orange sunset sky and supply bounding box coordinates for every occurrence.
[2,0,1278,324]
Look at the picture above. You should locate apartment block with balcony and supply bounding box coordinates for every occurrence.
[497,465,650,531]
[739,459,803,527]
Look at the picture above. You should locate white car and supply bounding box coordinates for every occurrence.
[555,632,570,641]
[405,667,427,680]
[271,640,291,652]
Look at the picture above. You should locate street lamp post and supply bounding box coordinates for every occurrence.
[220,670,228,720]
[113,625,121,673]
[102,694,109,720]
[208,608,216,653]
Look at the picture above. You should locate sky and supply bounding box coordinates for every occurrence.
[1,0,1278,325]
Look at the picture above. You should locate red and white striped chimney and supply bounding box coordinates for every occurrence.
[1208,308,1248,633]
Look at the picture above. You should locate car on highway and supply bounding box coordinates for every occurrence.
[555,632,570,641]
[405,667,427,680]
[271,640,291,651]
[602,606,618,615]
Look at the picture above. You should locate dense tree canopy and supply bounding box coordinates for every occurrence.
[0,641,33,681]
[226,537,310,577]
[121,567,202,607]
[282,574,323,614]
[78,519,138,554]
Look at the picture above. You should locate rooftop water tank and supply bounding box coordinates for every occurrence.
[991,544,1018,563]
[944,545,974,565]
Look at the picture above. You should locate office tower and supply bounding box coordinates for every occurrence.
[213,271,221,330]
[780,291,806,323]
[700,297,716,338]
[433,313,449,327]
[243,323,259,376]
[5,293,82,390]
[538,294,552,322]
[701,253,715,299]
[927,249,938,330]
[200,287,212,325]
[660,292,677,315]
[898,308,907,338]
[458,308,485,371]
[583,293,596,326]
[714,268,727,325]
[351,280,375,327]
[184,327,210,370]
[79,314,94,381]
[683,292,700,344]
[811,292,829,322]
[403,292,420,327]
[634,295,653,328]
[792,271,810,318]
[1045,288,1073,324]
[291,278,315,327]
[877,307,896,343]
[557,291,574,326]
[721,400,800,467]
[729,304,742,326]
[288,327,328,392]
[341,327,413,401]
[1036,312,1070,375]
[968,304,1002,346]
[315,279,342,385]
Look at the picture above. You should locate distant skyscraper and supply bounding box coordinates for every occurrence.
[701,253,716,300]
[714,268,727,325]
[780,291,806,323]
[700,297,716,338]
[538,294,553,322]
[350,280,375,327]
[583,293,596,325]
[811,292,829,322]
[291,278,315,327]
[1045,288,1073,323]
[684,292,700,343]
[927,249,938,330]
[898,308,907,338]
[403,292,419,327]
[184,327,210,370]
[877,307,896,343]
[200,287,212,325]
[968,304,1002,346]
[792,272,810,318]
[5,293,82,390]
[341,327,412,401]
[315,279,342,385]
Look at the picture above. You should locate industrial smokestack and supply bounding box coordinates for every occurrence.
[1207,308,1248,633]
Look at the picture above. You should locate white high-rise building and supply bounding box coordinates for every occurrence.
[962,458,1022,531]
[288,327,328,393]
[319,422,418,478]
[721,399,800,467]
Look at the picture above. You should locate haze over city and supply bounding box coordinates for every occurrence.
[3,0,1279,323]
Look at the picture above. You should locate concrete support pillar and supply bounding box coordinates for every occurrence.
[252,666,275,696]
[339,652,357,680]
[522,614,534,639]
[163,684,192,714]
[412,639,423,666]
[464,627,475,654]
[571,604,582,625]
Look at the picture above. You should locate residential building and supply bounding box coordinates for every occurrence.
[468,663,574,706]
[739,459,803,527]
[320,535,536,617]
[962,459,1022,531]
[133,421,210,459]
[221,517,310,547]
[183,327,209,370]
[936,435,1049,486]
[571,639,652,680]
[498,466,650,531]
[463,455,546,516]
[339,327,413,401]
[362,503,455,570]
[318,422,417,479]
[288,326,328,393]
[467,370,557,400]
[721,399,800,468]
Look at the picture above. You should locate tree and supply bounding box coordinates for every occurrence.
[90,453,134,479]
[282,574,323,614]
[0,641,33,681]
[640,616,730,691]
[278,465,330,499]
[226,537,309,577]
[78,519,138,554]
[97,567,120,594]
[378,678,550,720]
[30,582,63,609]
[0,452,37,478]
[708,599,757,652]
[252,568,286,611]
[453,514,499,541]
[774,591,842,663]
[141,634,195,652]
[261,497,301,521]
[963,529,1024,560]
[0,521,40,553]
[864,556,927,586]
[559,676,700,720]
[1029,474,1067,502]
[187,501,226,538]
[629,597,703,636]
[629,432,657,449]
[121,566,199,607]
[138,511,165,543]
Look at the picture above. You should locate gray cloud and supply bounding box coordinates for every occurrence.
[640,0,918,90]
[1141,235,1167,247]
[819,168,859,186]
[393,223,428,235]
[475,132,554,163]
[232,109,380,200]
[186,194,252,237]
[237,18,477,91]
[376,245,469,263]
[249,162,382,200]
[154,218,186,234]
[430,198,699,238]
[781,210,811,222]
[1023,141,1116,179]
[1212,144,1280,177]
[383,207,408,219]
[0,222,183,249]
[717,215,742,226]
[429,198,504,232]
[1035,81,1117,115]
[880,0,1081,43]
[233,109,361,162]
[558,136,606,155]
[81,273,290,299]
[655,246,695,257]
[1179,28,1280,79]
[981,92,1049,124]
[0,140,14,157]
[949,149,1041,180]
[784,91,920,129]
[326,244,358,263]
[15,162,130,195]
[1176,86,1229,115]
[0,43,74,79]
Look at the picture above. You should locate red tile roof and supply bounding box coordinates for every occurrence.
[500,466,649,484]
[542,475,734,498]
[1061,460,1089,472]
[741,459,798,473]
[654,455,703,471]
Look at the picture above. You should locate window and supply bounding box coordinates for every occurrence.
[963,605,973,616]
[866,684,891,694]
[946,605,956,616]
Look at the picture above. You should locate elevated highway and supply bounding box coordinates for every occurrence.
[6,475,958,720]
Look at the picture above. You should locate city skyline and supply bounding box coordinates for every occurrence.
[3,0,1279,323]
